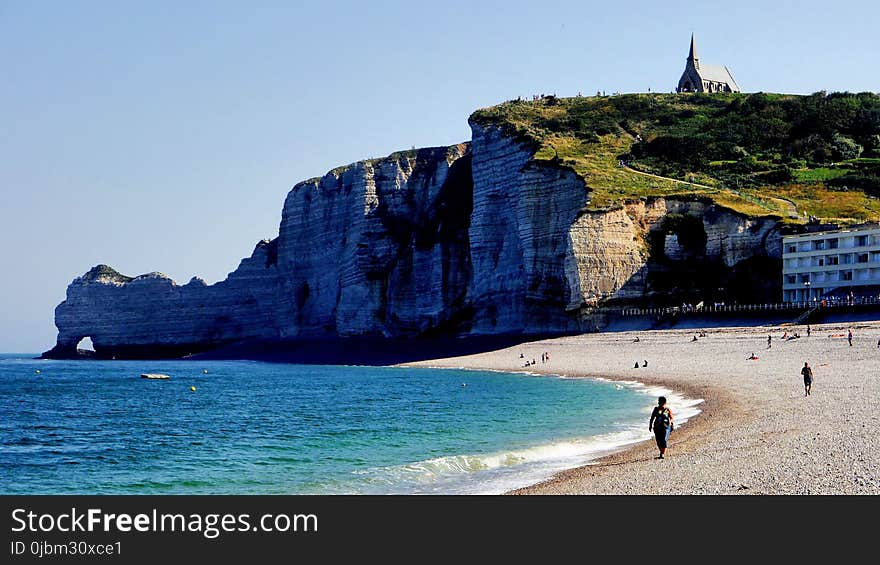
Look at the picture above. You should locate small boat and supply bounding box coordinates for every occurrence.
[140,373,171,380]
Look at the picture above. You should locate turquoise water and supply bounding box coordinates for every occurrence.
[0,354,663,494]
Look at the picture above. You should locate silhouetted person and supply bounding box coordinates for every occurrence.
[801,362,813,396]
[649,396,674,459]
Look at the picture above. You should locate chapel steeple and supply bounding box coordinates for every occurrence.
[687,33,699,70]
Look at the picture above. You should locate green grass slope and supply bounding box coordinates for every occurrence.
[471,91,880,223]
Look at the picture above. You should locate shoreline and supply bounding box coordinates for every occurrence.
[410,363,712,493]
[508,371,730,495]
[401,321,880,494]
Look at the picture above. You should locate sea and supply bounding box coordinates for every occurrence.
[0,354,701,495]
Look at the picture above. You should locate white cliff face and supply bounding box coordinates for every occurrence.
[566,198,782,310]
[567,205,652,308]
[46,128,785,358]
[467,123,585,334]
[662,199,781,267]
[47,145,474,357]
[277,144,472,338]
[49,241,282,357]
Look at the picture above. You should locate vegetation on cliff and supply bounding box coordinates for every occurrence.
[82,264,133,283]
[471,92,880,222]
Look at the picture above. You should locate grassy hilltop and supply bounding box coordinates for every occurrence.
[471,92,880,223]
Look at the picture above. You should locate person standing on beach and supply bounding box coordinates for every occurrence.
[801,362,813,396]
[807,325,811,338]
[767,335,772,349]
[848,329,853,347]
[649,397,674,459]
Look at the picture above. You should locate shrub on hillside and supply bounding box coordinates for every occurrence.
[831,134,863,160]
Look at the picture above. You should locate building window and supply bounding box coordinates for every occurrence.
[828,238,839,249]
[813,241,826,251]
[800,274,811,283]
[857,235,868,247]
[786,275,796,284]
[858,253,869,263]
[841,270,853,281]
[786,245,797,254]
[828,256,839,265]
[842,254,853,265]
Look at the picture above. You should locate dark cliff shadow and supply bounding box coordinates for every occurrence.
[184,334,570,365]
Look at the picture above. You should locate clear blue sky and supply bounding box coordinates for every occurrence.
[2,0,878,352]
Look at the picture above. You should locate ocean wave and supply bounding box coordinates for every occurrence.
[347,425,659,494]
[339,376,703,495]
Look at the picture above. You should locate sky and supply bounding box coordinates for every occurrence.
[1,0,878,352]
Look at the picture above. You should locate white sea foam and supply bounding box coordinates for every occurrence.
[349,394,702,495]
[349,424,656,494]
[380,365,703,494]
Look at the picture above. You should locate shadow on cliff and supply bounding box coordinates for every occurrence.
[184,334,572,365]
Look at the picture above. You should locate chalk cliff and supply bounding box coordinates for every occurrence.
[44,122,784,359]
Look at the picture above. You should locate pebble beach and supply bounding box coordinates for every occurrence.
[402,321,880,494]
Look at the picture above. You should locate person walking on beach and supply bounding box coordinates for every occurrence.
[649,397,674,459]
[767,335,772,349]
[848,329,853,347]
[807,325,811,338]
[801,362,813,396]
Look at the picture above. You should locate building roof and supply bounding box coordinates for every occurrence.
[783,224,880,240]
[696,63,740,90]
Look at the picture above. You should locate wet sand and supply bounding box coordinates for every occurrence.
[401,322,880,494]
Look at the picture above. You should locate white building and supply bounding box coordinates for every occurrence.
[782,225,880,302]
